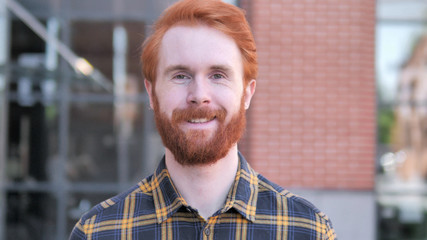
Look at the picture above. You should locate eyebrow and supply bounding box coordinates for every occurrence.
[163,64,233,76]
[164,65,190,76]
[210,65,232,73]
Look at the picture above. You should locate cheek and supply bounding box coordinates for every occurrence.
[155,88,185,115]
[219,92,243,118]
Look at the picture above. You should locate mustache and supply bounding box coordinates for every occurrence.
[171,106,227,124]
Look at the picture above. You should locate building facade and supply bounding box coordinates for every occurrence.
[0,0,377,239]
[240,1,376,239]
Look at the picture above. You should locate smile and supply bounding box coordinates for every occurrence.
[188,117,215,124]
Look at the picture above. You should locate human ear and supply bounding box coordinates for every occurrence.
[144,79,154,109]
[244,79,256,110]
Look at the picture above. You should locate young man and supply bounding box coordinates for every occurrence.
[70,0,337,239]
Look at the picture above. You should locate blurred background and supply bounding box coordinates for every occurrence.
[0,0,425,239]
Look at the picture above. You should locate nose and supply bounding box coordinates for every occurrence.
[186,78,211,106]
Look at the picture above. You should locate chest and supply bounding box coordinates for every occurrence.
[96,211,320,240]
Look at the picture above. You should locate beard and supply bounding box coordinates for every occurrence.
[152,97,247,166]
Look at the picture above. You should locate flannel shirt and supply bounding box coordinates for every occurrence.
[70,153,337,239]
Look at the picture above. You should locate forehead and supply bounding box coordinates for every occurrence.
[158,25,242,72]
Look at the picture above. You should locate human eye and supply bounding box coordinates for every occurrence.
[171,73,191,83]
[173,74,189,79]
[210,72,227,81]
[212,73,225,79]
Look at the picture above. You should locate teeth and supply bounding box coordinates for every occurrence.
[189,118,209,123]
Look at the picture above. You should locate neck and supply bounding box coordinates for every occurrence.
[165,145,239,220]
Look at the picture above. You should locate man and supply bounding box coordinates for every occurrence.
[70,0,337,239]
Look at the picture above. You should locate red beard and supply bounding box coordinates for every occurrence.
[153,97,246,166]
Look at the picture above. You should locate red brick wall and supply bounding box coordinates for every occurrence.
[241,0,376,190]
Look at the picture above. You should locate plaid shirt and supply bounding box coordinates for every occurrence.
[70,153,336,240]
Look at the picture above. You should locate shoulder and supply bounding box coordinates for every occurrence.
[257,173,321,214]
[255,173,336,239]
[77,175,155,225]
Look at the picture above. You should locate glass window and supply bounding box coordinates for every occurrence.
[376,1,427,239]
[2,3,166,239]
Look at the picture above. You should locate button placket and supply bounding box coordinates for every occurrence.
[204,228,210,236]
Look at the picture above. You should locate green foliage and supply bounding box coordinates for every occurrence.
[377,108,395,144]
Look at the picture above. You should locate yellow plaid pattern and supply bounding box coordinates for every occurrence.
[70,153,337,239]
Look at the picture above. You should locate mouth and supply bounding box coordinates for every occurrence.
[187,117,216,124]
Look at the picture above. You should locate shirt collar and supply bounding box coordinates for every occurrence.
[151,157,188,224]
[222,152,258,222]
[151,153,259,223]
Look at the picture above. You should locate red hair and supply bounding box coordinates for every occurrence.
[141,0,257,85]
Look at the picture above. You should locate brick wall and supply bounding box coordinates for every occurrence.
[241,0,376,190]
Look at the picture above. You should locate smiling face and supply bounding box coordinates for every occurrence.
[145,25,255,165]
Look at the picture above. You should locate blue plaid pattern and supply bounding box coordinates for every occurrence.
[70,153,336,239]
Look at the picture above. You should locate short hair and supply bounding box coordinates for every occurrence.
[141,0,257,86]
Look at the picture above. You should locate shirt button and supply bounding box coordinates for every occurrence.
[204,228,211,236]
